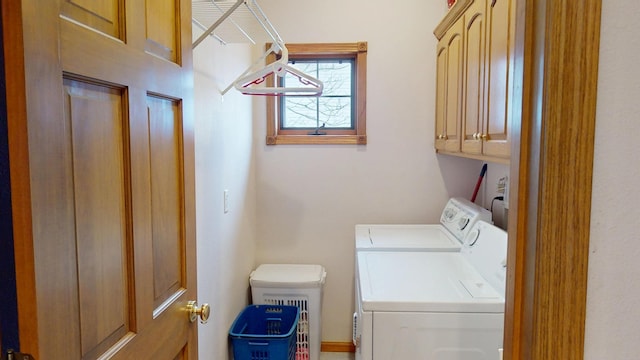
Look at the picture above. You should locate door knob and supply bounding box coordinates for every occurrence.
[187,301,210,324]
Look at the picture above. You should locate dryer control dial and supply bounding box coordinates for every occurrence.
[458,217,470,231]
[440,197,492,244]
[442,207,458,222]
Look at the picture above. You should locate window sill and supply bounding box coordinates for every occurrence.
[266,135,367,145]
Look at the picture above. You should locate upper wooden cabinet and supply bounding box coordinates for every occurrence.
[435,16,465,152]
[434,0,514,163]
[461,0,487,155]
[483,0,513,158]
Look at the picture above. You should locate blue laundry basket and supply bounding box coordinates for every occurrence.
[229,305,299,360]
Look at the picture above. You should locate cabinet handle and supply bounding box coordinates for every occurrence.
[480,133,488,140]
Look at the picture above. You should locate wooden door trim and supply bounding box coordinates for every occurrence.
[504,0,601,359]
[1,1,39,357]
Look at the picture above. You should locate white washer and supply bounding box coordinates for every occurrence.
[355,197,491,252]
[353,221,508,360]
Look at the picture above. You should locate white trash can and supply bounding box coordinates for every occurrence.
[250,264,327,360]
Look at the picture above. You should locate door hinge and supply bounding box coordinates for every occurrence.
[2,350,35,360]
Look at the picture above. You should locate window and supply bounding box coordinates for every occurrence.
[266,42,367,145]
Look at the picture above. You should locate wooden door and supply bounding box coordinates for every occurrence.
[2,0,198,359]
[461,0,487,155]
[483,0,512,158]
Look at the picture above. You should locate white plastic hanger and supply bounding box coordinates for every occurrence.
[233,42,324,96]
[197,0,323,96]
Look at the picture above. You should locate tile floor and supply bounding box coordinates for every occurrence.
[319,352,355,360]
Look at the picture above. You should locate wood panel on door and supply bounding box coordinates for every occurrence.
[63,79,132,359]
[3,0,197,358]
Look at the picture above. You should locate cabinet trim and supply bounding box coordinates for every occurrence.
[434,0,475,40]
[436,149,510,165]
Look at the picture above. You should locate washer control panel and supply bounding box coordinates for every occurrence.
[440,197,492,242]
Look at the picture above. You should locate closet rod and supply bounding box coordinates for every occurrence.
[192,18,226,45]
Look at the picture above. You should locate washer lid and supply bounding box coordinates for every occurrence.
[357,251,504,313]
[460,221,508,296]
[355,224,461,252]
[250,264,326,288]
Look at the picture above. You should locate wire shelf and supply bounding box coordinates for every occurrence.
[192,0,277,46]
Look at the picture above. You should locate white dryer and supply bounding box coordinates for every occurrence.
[355,197,491,252]
[353,221,508,360]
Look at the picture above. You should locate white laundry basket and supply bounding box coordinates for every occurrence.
[250,264,326,360]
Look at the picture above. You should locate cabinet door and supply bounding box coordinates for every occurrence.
[435,40,448,150]
[461,0,487,155]
[444,17,465,152]
[484,0,513,157]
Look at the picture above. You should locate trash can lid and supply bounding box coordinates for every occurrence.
[250,264,326,288]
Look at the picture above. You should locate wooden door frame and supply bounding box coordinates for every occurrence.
[1,0,39,356]
[504,0,601,359]
[3,0,601,358]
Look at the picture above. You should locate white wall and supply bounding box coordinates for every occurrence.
[585,1,640,358]
[193,0,640,357]
[253,0,483,342]
[193,1,510,355]
[193,37,258,358]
